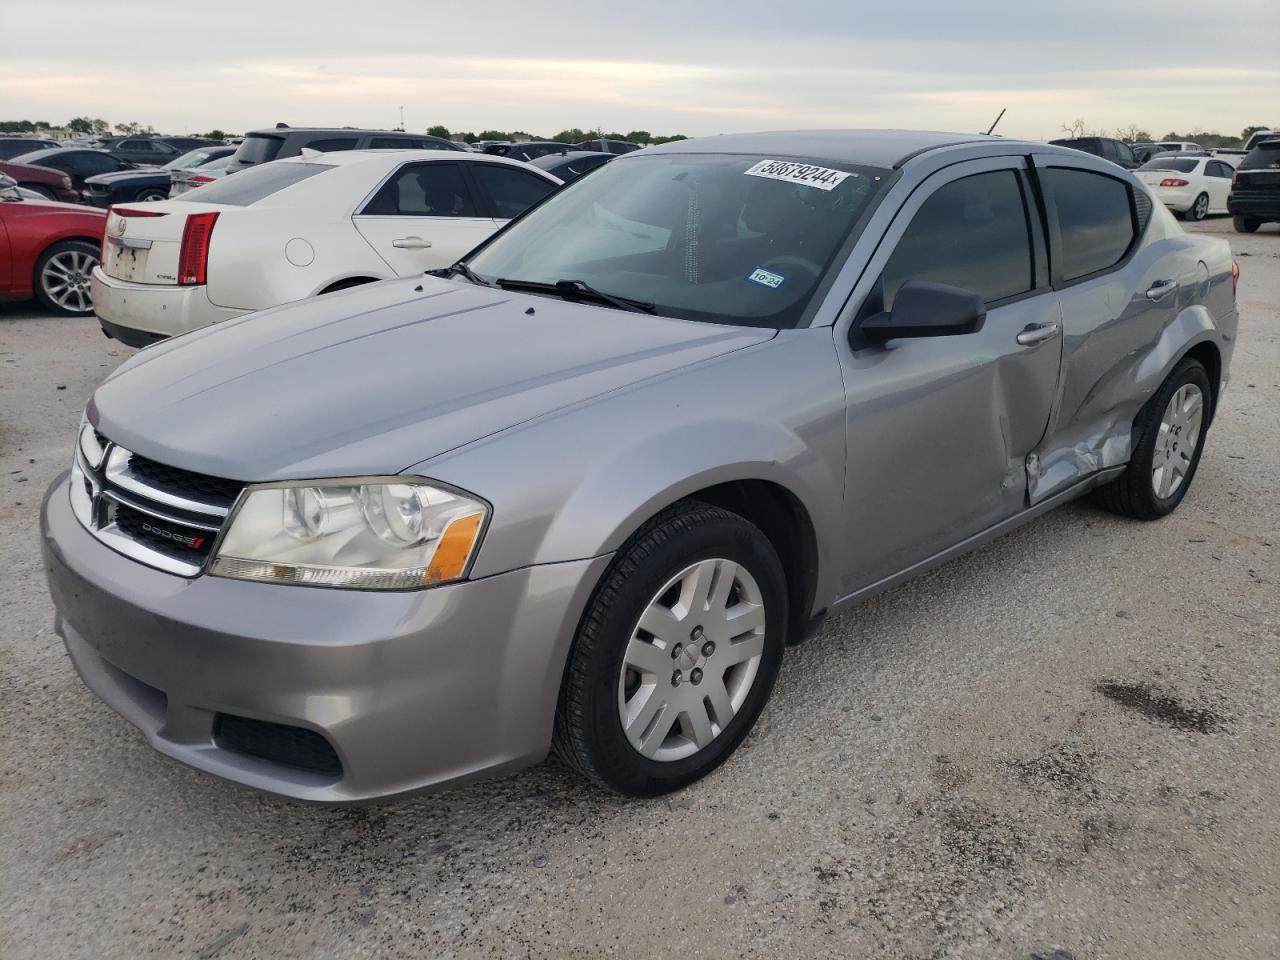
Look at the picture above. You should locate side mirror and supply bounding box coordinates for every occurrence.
[857,281,987,344]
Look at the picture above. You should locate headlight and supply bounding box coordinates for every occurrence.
[210,478,489,590]
[61,175,72,189]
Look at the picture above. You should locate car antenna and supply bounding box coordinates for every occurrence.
[985,108,1006,136]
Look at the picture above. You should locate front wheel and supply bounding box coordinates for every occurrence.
[553,502,788,795]
[33,240,99,316]
[1093,358,1211,520]
[1233,215,1260,233]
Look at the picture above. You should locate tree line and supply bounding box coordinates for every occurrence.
[1,117,234,139]
[1061,120,1273,148]
[425,125,687,145]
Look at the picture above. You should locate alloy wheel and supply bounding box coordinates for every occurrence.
[40,249,97,314]
[1193,194,1208,220]
[617,558,766,762]
[1152,383,1204,499]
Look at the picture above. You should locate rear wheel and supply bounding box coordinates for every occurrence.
[1187,193,1209,221]
[1233,215,1260,233]
[1093,358,1211,520]
[33,240,99,317]
[135,187,169,202]
[553,502,787,795]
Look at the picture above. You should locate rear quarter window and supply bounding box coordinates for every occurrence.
[1043,168,1136,282]
[176,162,333,206]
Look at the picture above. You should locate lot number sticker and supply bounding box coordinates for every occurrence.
[745,159,851,191]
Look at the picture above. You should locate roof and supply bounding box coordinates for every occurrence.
[643,129,998,168]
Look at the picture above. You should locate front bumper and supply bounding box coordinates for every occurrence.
[42,474,610,802]
[91,266,245,342]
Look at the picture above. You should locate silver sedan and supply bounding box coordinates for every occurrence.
[42,129,1237,801]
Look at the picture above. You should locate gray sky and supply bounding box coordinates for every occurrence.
[4,0,1277,140]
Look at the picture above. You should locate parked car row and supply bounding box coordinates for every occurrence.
[90,150,562,344]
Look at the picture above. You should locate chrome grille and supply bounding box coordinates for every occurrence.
[70,425,242,576]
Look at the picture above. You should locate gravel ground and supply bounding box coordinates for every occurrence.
[1,218,1277,960]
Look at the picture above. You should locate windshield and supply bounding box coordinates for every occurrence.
[466,153,892,328]
[1140,157,1199,173]
[165,149,219,171]
[232,134,284,166]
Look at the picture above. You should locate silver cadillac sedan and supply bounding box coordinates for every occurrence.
[42,130,1238,802]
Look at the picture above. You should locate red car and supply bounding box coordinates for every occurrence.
[0,160,79,204]
[0,188,106,316]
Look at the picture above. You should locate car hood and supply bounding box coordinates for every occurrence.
[92,276,775,481]
[85,169,164,186]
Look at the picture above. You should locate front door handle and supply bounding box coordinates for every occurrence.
[1016,321,1060,346]
[391,236,432,249]
[1145,278,1177,301]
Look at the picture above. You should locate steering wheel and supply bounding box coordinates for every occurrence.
[759,255,821,284]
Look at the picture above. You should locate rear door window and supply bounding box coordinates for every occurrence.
[304,137,358,153]
[470,164,557,218]
[1043,167,1136,282]
[360,162,479,216]
[175,162,334,206]
[880,169,1036,308]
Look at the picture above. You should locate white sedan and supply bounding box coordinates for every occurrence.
[90,150,562,345]
[1135,154,1236,221]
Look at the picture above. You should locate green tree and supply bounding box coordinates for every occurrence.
[624,131,652,144]
[552,128,589,144]
[476,129,507,141]
[651,134,688,145]
[203,129,228,141]
[1241,124,1270,143]
[67,116,96,134]
[426,124,451,139]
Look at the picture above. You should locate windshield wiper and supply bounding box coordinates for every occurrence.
[495,278,655,314]
[428,261,493,286]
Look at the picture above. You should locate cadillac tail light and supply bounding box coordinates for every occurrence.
[178,212,219,285]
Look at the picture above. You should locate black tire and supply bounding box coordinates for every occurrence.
[135,188,169,202]
[1093,358,1212,520]
[1233,215,1260,233]
[32,239,99,317]
[23,183,56,201]
[553,501,788,796]
[1187,193,1209,222]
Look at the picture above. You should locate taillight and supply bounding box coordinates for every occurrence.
[187,175,215,185]
[1232,260,1240,299]
[178,212,219,285]
[1158,178,1189,187]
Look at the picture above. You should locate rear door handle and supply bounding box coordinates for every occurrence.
[1016,321,1060,346]
[391,236,432,249]
[1145,278,1177,301]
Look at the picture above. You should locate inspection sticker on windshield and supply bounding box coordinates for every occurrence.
[744,159,851,191]
[747,267,786,289]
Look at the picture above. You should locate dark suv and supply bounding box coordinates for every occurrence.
[226,126,461,174]
[1228,138,1280,233]
[1048,137,1139,169]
